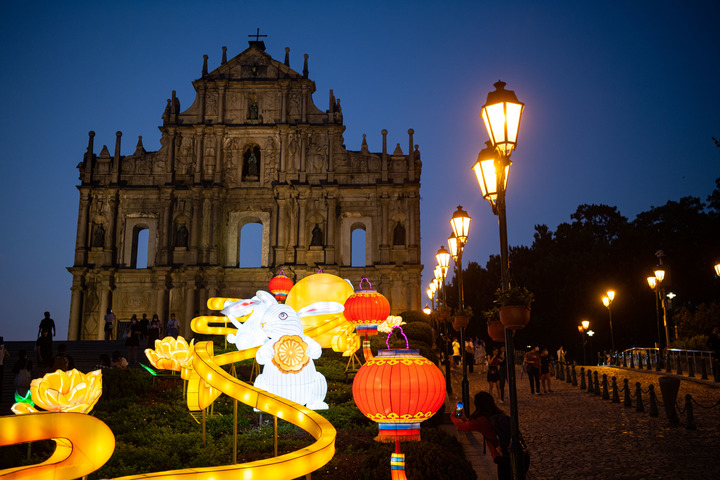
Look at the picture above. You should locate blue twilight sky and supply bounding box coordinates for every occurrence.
[0,1,718,341]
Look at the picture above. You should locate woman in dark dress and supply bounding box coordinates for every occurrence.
[125,315,142,364]
[147,314,161,346]
[487,347,502,403]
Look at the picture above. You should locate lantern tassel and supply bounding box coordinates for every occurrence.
[390,439,408,480]
[362,339,374,361]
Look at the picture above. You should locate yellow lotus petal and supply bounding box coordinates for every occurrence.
[11,402,39,415]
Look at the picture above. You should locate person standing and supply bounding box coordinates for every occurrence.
[487,347,502,403]
[104,308,116,341]
[38,312,56,340]
[474,337,487,373]
[166,313,180,339]
[147,314,161,346]
[556,345,566,364]
[464,339,475,373]
[524,346,542,395]
[139,313,150,347]
[452,338,461,367]
[540,347,553,393]
[125,316,142,364]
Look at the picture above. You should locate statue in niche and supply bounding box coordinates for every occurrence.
[175,223,188,248]
[393,223,406,246]
[248,101,258,120]
[92,223,105,248]
[243,146,261,179]
[310,224,323,247]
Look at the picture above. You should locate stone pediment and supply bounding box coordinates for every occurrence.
[204,43,302,82]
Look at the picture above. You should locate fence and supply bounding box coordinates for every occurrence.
[615,347,718,381]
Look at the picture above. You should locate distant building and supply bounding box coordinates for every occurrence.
[67,40,422,340]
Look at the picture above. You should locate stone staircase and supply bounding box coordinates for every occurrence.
[0,339,143,415]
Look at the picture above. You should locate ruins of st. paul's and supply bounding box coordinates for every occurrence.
[68,39,422,340]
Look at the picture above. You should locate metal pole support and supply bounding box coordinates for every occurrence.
[611,376,620,403]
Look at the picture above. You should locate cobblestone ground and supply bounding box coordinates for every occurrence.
[456,365,720,479]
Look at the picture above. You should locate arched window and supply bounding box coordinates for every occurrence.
[239,222,263,267]
[351,226,366,267]
[132,227,149,268]
[242,145,261,180]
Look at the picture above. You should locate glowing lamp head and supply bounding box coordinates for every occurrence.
[653,265,666,283]
[581,320,590,330]
[423,304,431,315]
[714,263,720,277]
[450,205,471,245]
[647,276,657,289]
[587,330,595,337]
[577,325,584,333]
[602,297,610,308]
[607,290,615,302]
[473,141,510,209]
[448,232,458,259]
[481,80,524,156]
[436,245,450,270]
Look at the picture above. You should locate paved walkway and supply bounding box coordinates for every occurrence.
[443,362,720,480]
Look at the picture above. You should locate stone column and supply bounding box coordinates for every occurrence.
[281,85,288,123]
[297,194,307,264]
[193,128,204,183]
[191,192,201,264]
[214,130,223,184]
[301,85,308,123]
[184,284,196,339]
[327,131,334,183]
[159,193,171,265]
[67,274,84,340]
[105,194,117,266]
[167,128,176,184]
[98,282,111,341]
[326,195,336,264]
[218,83,226,123]
[74,190,91,266]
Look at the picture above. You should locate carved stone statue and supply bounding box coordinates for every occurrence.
[393,222,405,246]
[248,101,258,120]
[92,223,105,248]
[175,223,188,248]
[310,224,323,247]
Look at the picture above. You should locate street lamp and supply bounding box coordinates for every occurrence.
[647,276,662,348]
[578,321,590,365]
[602,290,615,360]
[473,80,525,479]
[423,304,431,315]
[449,206,471,412]
[653,263,671,345]
[715,262,720,277]
[436,247,451,394]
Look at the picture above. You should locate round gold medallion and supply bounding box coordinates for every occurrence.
[272,335,310,374]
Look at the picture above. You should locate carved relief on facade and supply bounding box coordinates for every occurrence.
[263,137,278,184]
[287,133,299,173]
[226,91,243,123]
[223,137,242,185]
[289,92,301,118]
[177,136,194,175]
[307,135,325,173]
[205,92,218,117]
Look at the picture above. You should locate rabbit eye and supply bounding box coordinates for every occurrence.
[279,312,288,320]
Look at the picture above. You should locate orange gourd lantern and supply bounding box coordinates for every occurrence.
[344,278,390,337]
[352,333,445,442]
[269,270,294,302]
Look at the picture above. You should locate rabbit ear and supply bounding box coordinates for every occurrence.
[297,301,345,318]
[221,298,258,319]
[256,291,278,305]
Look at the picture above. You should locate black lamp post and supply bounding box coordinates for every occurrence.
[436,247,451,394]
[602,290,615,361]
[472,81,526,480]
[449,206,471,412]
[578,320,589,365]
[653,262,671,345]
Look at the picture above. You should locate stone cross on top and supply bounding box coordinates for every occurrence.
[249,28,267,42]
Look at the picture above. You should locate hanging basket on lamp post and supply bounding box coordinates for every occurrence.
[493,286,534,331]
[487,320,505,342]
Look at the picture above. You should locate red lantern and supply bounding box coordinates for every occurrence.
[352,348,446,442]
[344,278,390,337]
[268,270,294,302]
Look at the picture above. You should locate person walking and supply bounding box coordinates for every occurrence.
[556,345,566,364]
[487,347,503,403]
[452,338,461,367]
[474,337,487,373]
[524,345,542,394]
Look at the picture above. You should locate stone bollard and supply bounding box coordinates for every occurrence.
[635,382,644,412]
[601,374,609,400]
[611,376,620,403]
[684,394,696,430]
[571,365,578,386]
[648,385,659,417]
[700,357,708,380]
[587,370,594,393]
[580,367,586,390]
[658,376,680,425]
[676,354,683,376]
[594,371,601,396]
[623,378,632,407]
[688,355,695,378]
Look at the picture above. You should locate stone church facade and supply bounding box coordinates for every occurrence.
[67,40,422,340]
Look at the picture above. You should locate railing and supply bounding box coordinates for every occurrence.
[616,347,718,381]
